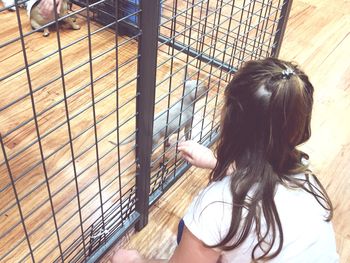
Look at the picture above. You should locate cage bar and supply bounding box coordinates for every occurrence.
[134,0,161,231]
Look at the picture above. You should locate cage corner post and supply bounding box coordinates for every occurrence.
[135,0,161,231]
[271,0,293,57]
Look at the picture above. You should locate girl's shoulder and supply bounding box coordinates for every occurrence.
[199,176,233,204]
[183,176,233,246]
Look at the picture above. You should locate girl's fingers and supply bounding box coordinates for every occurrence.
[178,145,191,155]
[178,140,196,148]
[180,152,191,161]
[57,2,61,13]
[178,140,197,151]
[181,152,194,163]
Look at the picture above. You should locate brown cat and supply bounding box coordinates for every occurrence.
[30,0,80,37]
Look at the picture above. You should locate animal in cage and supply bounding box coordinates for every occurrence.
[153,80,207,147]
[29,0,80,36]
[116,80,207,148]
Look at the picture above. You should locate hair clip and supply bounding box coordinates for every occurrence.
[281,68,295,79]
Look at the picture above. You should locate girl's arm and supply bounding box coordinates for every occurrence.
[112,226,221,263]
[37,0,63,19]
[169,226,221,263]
[178,140,234,174]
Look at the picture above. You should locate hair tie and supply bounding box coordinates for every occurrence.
[281,68,295,79]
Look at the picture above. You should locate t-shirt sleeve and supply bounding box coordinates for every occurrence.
[183,183,232,247]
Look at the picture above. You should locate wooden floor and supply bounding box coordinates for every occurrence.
[100,0,350,262]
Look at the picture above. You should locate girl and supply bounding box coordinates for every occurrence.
[112,58,338,263]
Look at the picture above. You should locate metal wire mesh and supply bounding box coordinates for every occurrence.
[149,0,289,201]
[0,0,291,261]
[0,0,140,261]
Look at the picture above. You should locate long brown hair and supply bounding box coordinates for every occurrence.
[211,58,333,261]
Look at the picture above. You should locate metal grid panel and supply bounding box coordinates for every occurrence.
[0,0,140,261]
[149,0,289,200]
[159,0,285,71]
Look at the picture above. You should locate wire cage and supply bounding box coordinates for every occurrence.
[0,0,292,262]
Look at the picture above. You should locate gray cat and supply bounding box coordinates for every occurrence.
[112,80,207,148]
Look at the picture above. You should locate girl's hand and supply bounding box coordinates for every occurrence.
[37,0,62,20]
[178,140,217,170]
[111,249,143,263]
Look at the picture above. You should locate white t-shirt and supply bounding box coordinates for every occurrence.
[183,175,339,263]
